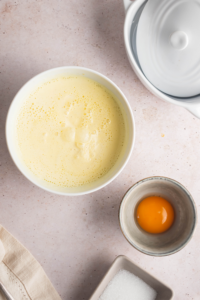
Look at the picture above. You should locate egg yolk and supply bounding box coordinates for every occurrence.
[136,196,175,234]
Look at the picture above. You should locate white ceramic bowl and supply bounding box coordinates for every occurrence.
[6,66,135,196]
[119,176,197,256]
[89,255,173,300]
[123,0,200,119]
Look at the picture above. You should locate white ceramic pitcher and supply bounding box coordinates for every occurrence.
[123,0,200,119]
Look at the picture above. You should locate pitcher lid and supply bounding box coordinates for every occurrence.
[136,0,200,97]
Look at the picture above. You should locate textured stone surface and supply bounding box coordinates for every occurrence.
[0,1,200,299]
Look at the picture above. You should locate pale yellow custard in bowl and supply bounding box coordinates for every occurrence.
[17,76,125,187]
[6,67,134,195]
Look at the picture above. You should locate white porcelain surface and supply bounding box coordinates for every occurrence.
[170,31,188,51]
[1,1,200,300]
[6,66,135,196]
[119,177,197,256]
[124,0,200,118]
[137,0,200,97]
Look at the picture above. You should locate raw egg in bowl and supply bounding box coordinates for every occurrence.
[136,196,175,234]
[119,176,197,256]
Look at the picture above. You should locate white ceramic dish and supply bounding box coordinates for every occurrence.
[137,0,200,98]
[89,255,173,300]
[123,0,200,119]
[119,176,197,256]
[6,66,135,196]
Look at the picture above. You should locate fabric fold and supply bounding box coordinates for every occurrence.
[0,225,61,300]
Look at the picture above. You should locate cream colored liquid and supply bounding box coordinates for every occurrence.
[17,76,125,187]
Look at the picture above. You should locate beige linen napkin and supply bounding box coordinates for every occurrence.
[0,225,62,300]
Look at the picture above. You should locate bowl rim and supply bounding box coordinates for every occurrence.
[5,66,135,196]
[119,176,197,256]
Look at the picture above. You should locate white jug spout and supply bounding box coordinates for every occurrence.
[186,103,200,119]
[123,0,132,13]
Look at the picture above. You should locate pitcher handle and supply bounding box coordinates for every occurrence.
[123,0,132,12]
[187,104,200,119]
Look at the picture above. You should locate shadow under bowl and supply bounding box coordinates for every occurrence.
[119,176,197,256]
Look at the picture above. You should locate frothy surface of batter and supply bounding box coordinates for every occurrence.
[17,76,125,187]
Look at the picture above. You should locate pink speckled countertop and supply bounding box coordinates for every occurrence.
[0,1,200,299]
